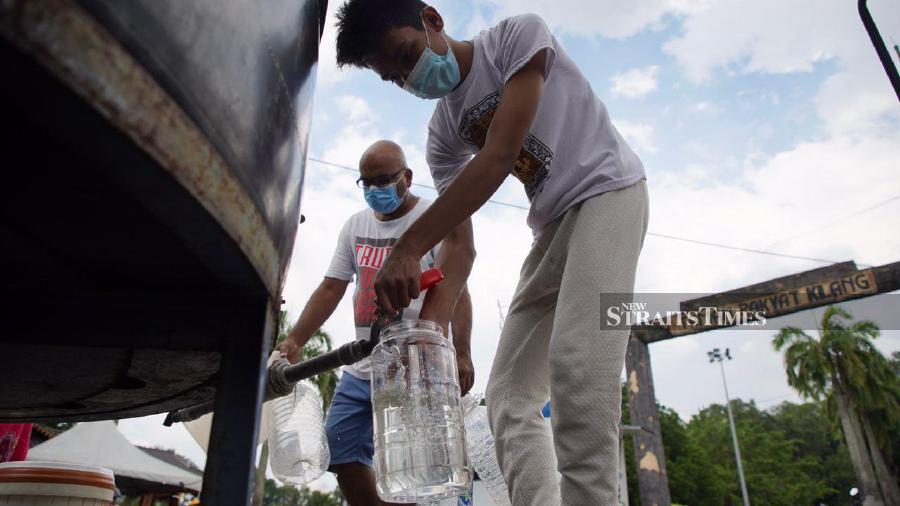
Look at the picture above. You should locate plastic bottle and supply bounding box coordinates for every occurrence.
[462,394,511,506]
[370,320,471,503]
[266,380,329,485]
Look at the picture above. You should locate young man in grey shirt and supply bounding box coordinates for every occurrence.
[334,2,648,504]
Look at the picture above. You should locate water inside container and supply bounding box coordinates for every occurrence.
[371,320,471,502]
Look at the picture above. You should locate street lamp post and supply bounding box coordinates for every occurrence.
[708,347,750,506]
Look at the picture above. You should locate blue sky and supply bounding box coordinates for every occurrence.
[119,0,900,485]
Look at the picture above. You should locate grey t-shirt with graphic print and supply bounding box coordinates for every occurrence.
[426,13,646,232]
[324,198,437,379]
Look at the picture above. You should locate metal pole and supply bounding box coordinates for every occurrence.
[718,356,750,506]
[858,0,900,102]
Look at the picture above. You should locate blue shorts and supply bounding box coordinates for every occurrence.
[325,372,374,470]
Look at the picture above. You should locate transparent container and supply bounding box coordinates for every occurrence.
[462,394,511,505]
[370,320,471,503]
[417,478,473,506]
[266,380,330,485]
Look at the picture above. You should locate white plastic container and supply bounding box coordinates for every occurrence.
[462,394,511,505]
[0,461,115,505]
[266,380,330,485]
[370,320,471,503]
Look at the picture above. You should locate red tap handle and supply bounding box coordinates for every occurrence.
[420,268,444,291]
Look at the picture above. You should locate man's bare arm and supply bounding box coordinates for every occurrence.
[450,285,474,395]
[277,277,349,363]
[419,218,475,335]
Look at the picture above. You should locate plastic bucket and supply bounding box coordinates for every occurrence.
[0,461,115,505]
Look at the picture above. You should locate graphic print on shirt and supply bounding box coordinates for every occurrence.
[0,430,17,462]
[352,236,396,328]
[458,92,553,200]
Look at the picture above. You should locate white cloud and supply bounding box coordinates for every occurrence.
[335,95,375,126]
[316,95,429,174]
[814,65,900,136]
[461,1,495,36]
[664,0,846,83]
[319,95,379,168]
[637,131,900,294]
[636,129,900,418]
[662,0,900,135]
[483,0,692,38]
[691,101,720,114]
[614,119,658,154]
[610,65,660,98]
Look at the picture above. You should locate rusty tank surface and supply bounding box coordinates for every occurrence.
[0,0,325,501]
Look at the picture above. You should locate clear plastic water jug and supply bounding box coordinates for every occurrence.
[370,320,471,503]
[266,380,330,485]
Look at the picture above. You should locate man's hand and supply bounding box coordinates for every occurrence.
[374,244,423,315]
[275,338,301,364]
[457,352,474,396]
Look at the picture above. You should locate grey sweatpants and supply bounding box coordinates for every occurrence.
[485,180,649,505]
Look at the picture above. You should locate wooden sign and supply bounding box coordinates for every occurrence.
[729,269,876,313]
[638,262,900,341]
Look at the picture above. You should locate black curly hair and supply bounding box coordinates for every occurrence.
[335,0,428,68]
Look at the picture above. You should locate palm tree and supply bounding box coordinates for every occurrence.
[773,306,900,506]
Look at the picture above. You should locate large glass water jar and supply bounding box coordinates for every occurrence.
[370,320,471,503]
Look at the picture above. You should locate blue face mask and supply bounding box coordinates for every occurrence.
[364,180,407,214]
[403,25,460,99]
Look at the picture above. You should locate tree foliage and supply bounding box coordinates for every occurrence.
[619,307,898,505]
[773,306,900,504]
[688,400,833,505]
[890,352,900,475]
[623,397,858,506]
[773,307,900,439]
[262,479,343,506]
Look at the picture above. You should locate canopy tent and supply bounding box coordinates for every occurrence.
[28,420,202,493]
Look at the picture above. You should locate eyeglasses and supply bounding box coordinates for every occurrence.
[356,168,406,189]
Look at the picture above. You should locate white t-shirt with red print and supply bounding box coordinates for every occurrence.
[325,198,437,379]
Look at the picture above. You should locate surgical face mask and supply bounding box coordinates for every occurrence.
[403,24,460,99]
[364,179,407,214]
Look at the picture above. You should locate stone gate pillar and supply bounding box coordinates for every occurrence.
[625,334,672,506]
